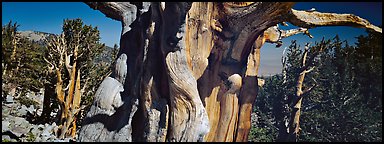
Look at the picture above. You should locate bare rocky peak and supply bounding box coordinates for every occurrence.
[17,30,117,64]
[18,30,55,43]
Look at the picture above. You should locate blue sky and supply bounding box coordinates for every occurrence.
[2,2,121,47]
[2,2,382,76]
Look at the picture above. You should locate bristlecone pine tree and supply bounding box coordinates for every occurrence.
[44,19,104,139]
[77,2,382,142]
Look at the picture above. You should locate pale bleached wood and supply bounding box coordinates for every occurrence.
[287,9,382,33]
[164,4,210,140]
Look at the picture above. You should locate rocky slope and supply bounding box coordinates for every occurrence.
[2,30,117,142]
[2,89,74,142]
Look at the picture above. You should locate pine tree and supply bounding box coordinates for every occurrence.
[2,21,47,102]
[44,18,106,139]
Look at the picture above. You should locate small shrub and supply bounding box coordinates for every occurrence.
[26,131,36,142]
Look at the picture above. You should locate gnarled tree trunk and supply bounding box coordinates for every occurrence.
[77,2,381,142]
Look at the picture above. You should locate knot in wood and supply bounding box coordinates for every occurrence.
[264,26,281,43]
[227,74,242,93]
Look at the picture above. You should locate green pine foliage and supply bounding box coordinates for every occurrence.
[249,31,382,142]
[2,21,47,97]
[249,75,283,142]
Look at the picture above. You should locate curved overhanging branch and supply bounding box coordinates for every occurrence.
[85,2,138,34]
[85,2,136,22]
[286,9,382,33]
[225,2,296,63]
[222,2,295,33]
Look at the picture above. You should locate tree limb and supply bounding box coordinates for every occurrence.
[281,46,288,84]
[301,83,316,97]
[286,9,382,33]
[85,2,135,22]
[44,57,55,73]
[85,2,138,34]
[281,27,313,38]
[289,83,316,108]
[301,43,310,67]
[299,39,327,72]
[81,77,90,96]
[264,26,313,48]
[65,52,73,74]
[64,80,71,91]
[302,66,315,74]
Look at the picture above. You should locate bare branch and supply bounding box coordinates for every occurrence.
[64,81,71,91]
[286,9,382,33]
[302,66,315,74]
[85,2,136,22]
[281,46,288,66]
[343,96,354,106]
[81,77,90,96]
[44,57,55,73]
[281,27,313,38]
[74,105,87,116]
[311,77,318,84]
[304,43,310,51]
[302,83,316,96]
[300,43,310,67]
[299,38,328,73]
[290,83,316,108]
[65,52,73,74]
[281,46,288,84]
[264,25,313,48]
[77,52,85,60]
[85,2,138,34]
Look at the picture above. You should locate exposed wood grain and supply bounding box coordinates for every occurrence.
[79,2,382,142]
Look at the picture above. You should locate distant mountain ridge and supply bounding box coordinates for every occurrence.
[18,30,55,45]
[18,30,117,64]
[18,30,116,47]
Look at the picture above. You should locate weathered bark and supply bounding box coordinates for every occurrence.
[214,74,241,142]
[78,2,382,142]
[197,3,295,141]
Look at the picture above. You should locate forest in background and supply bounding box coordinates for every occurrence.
[2,18,382,142]
[249,30,382,142]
